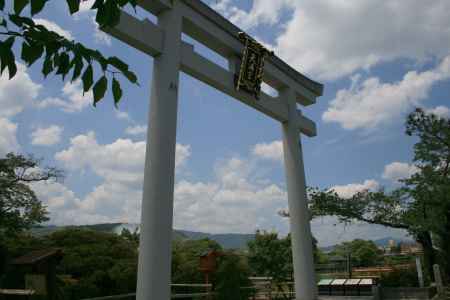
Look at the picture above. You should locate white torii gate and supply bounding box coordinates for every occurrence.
[104,1,323,299]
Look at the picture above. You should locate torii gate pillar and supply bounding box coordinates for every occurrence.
[282,89,317,300]
[137,4,182,300]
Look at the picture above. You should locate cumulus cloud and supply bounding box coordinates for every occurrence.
[425,106,450,119]
[213,0,450,80]
[212,0,293,31]
[330,179,379,199]
[0,64,41,155]
[174,157,288,233]
[91,16,112,46]
[36,132,191,224]
[382,162,419,183]
[252,140,283,162]
[0,118,19,156]
[31,125,63,146]
[34,19,73,40]
[38,80,92,112]
[115,110,132,122]
[0,63,41,118]
[322,56,450,130]
[125,125,147,136]
[38,135,289,233]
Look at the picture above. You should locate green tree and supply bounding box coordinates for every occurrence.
[0,0,138,106]
[332,239,382,268]
[0,152,62,277]
[215,253,252,300]
[0,153,62,236]
[247,230,322,282]
[308,108,450,280]
[247,231,292,282]
[171,238,222,284]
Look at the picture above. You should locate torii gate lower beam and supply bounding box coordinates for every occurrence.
[104,1,323,300]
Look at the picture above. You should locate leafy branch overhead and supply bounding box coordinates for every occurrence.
[0,0,138,107]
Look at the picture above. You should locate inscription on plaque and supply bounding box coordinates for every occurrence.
[235,32,273,99]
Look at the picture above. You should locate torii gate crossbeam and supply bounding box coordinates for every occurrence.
[103,1,324,300]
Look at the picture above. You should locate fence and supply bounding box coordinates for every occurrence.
[80,284,212,300]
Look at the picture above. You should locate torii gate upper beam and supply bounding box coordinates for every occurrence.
[104,9,320,137]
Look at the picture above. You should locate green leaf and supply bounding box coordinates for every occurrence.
[14,0,29,15]
[56,52,70,79]
[0,37,17,78]
[71,56,83,82]
[82,64,93,92]
[0,0,5,10]
[42,56,54,77]
[91,0,103,9]
[21,42,44,66]
[93,76,107,106]
[107,56,128,73]
[112,77,122,107]
[66,0,80,14]
[3,36,15,48]
[31,0,47,15]
[123,70,137,84]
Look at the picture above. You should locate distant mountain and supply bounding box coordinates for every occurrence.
[177,230,255,249]
[30,224,254,249]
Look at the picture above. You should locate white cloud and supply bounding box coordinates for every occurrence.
[125,125,147,136]
[174,157,288,233]
[252,140,283,162]
[79,0,95,13]
[213,0,293,31]
[330,179,379,199]
[0,118,19,156]
[382,162,419,183]
[31,125,63,146]
[115,110,132,122]
[425,106,450,119]
[39,132,192,224]
[0,63,41,118]
[214,0,450,80]
[91,16,112,46]
[322,56,450,130]
[38,80,92,112]
[0,64,41,155]
[41,135,289,234]
[34,18,73,40]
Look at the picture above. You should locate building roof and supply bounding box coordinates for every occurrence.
[12,248,63,265]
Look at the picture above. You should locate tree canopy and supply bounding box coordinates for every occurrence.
[0,152,62,236]
[331,239,382,268]
[308,108,450,279]
[0,0,138,106]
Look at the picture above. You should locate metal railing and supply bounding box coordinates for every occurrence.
[81,284,213,300]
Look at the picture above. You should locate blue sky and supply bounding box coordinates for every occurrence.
[1,0,450,246]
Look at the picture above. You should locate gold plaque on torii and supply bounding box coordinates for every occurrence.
[235,32,273,99]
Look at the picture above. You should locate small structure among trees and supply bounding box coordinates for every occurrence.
[12,248,63,300]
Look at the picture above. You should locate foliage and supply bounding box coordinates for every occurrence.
[379,267,420,287]
[0,0,139,106]
[247,231,293,282]
[308,108,450,280]
[0,153,62,237]
[215,253,252,300]
[2,228,139,298]
[332,239,382,268]
[247,230,322,283]
[172,238,221,284]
